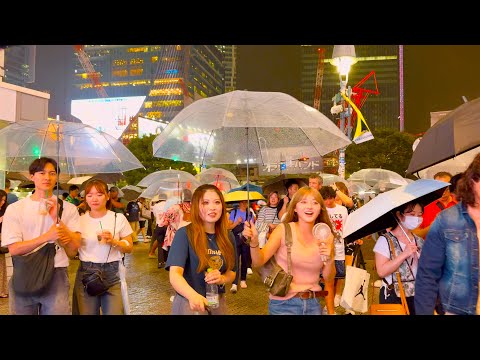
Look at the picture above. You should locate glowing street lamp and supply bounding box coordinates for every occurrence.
[331,45,357,179]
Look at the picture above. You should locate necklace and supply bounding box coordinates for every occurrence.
[206,233,215,241]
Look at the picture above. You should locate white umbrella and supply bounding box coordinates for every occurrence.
[343,179,449,243]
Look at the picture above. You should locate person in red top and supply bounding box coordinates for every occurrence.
[413,171,457,239]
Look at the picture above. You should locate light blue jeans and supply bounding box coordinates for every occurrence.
[72,260,123,315]
[10,267,71,315]
[268,297,322,315]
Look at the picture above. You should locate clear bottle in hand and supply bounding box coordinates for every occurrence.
[313,223,332,264]
[205,268,219,309]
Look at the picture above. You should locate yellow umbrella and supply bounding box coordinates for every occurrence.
[223,191,265,203]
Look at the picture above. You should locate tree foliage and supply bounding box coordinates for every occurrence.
[345,129,416,177]
[123,134,197,186]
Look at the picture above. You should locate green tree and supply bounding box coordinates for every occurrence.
[123,134,197,186]
[345,129,416,177]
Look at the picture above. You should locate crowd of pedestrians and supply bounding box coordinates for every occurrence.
[1,152,480,315]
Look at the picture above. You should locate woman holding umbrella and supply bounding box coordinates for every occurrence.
[373,200,424,315]
[243,187,335,315]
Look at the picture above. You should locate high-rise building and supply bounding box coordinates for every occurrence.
[72,45,224,122]
[301,45,400,131]
[3,45,36,87]
[218,45,237,92]
[71,45,224,143]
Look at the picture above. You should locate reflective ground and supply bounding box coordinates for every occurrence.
[0,237,378,315]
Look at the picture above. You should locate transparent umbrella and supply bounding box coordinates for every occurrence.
[196,167,240,191]
[137,169,201,200]
[0,120,144,174]
[152,90,350,211]
[320,173,349,186]
[348,168,408,188]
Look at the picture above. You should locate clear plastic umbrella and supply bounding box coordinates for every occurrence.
[137,170,201,200]
[196,167,240,191]
[152,90,351,167]
[320,173,348,186]
[348,168,409,188]
[0,120,144,175]
[152,90,350,212]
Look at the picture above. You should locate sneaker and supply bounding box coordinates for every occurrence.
[230,284,238,293]
[170,295,175,302]
[247,267,253,275]
[374,280,383,288]
[240,280,247,289]
[158,262,166,269]
[344,309,356,315]
[334,294,342,307]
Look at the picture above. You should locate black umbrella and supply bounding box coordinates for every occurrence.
[407,97,480,175]
[342,179,449,243]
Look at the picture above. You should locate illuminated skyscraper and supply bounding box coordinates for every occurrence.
[3,45,36,87]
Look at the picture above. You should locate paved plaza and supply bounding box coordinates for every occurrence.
[0,237,379,315]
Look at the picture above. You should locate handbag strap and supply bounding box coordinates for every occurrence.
[103,212,117,265]
[384,232,410,315]
[284,223,293,275]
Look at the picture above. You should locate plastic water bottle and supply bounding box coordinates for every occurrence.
[205,268,219,309]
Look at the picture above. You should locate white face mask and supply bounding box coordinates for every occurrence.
[401,215,423,230]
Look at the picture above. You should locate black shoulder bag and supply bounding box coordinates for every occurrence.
[82,213,117,296]
[12,199,64,296]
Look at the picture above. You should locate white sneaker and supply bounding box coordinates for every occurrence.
[170,295,175,302]
[344,309,356,315]
[374,280,383,288]
[247,267,253,275]
[334,294,342,307]
[240,280,247,289]
[230,284,237,293]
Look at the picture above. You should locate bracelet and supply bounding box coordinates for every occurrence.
[250,243,259,248]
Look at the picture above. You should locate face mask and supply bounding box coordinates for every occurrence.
[401,215,423,230]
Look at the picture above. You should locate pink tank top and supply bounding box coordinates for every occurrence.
[270,222,324,300]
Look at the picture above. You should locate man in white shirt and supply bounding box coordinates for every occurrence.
[2,157,81,315]
[320,186,349,315]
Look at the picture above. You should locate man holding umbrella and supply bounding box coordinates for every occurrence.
[2,157,81,315]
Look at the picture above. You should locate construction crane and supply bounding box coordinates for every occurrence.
[73,45,108,98]
[312,48,326,111]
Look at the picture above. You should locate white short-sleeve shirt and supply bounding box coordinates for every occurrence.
[2,195,81,268]
[78,210,133,263]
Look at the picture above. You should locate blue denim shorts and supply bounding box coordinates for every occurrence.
[335,260,345,278]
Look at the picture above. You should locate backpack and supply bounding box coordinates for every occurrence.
[125,201,140,222]
[231,207,254,236]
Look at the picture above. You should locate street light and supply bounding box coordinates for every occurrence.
[331,45,357,179]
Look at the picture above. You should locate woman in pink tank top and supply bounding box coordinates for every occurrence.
[243,187,335,315]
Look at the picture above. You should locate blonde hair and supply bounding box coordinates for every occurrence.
[186,184,235,273]
[283,186,334,233]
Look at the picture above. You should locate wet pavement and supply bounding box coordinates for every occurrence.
[0,237,379,315]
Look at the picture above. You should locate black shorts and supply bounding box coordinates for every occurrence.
[139,220,146,229]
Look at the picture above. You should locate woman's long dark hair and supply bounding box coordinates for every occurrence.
[186,184,235,273]
[457,153,480,206]
[0,189,8,233]
[0,190,7,215]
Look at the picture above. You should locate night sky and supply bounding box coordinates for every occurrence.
[31,45,480,135]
